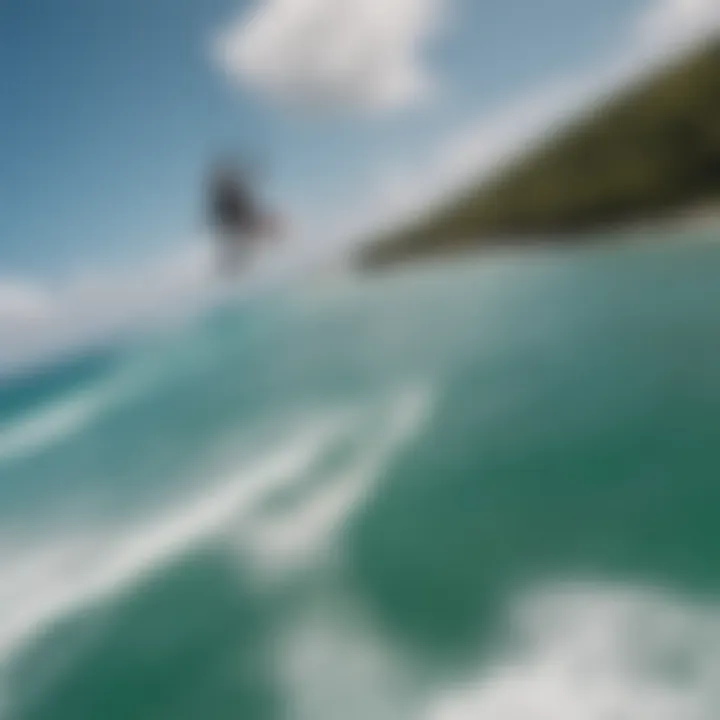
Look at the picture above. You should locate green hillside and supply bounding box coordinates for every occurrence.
[360,38,720,268]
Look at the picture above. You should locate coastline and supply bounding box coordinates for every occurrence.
[355,203,720,273]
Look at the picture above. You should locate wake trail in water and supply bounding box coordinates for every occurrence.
[423,582,720,720]
[0,363,156,467]
[276,579,720,720]
[0,381,435,676]
[241,382,435,582]
[0,418,337,666]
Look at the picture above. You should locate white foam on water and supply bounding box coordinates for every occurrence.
[279,598,415,720]
[0,365,152,466]
[0,388,110,465]
[0,417,343,667]
[275,580,720,720]
[254,382,436,719]
[423,582,720,720]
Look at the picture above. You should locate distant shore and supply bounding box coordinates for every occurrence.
[355,203,720,273]
[358,39,720,272]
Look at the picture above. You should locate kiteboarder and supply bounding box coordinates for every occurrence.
[208,160,278,274]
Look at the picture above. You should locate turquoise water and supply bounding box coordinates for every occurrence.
[3,233,720,718]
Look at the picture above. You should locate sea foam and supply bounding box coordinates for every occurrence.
[0,417,339,666]
[424,582,720,720]
[276,580,720,720]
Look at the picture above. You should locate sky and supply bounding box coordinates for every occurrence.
[0,0,719,369]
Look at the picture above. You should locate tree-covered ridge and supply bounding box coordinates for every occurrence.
[360,38,720,268]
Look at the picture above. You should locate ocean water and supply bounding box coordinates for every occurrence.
[2,233,720,719]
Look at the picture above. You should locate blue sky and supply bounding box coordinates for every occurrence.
[1,0,719,370]
[0,0,652,279]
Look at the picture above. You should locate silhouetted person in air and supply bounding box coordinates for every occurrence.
[208,161,274,274]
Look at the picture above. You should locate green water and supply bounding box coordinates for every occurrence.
[2,232,720,719]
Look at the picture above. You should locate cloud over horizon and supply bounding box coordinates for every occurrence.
[0,244,217,374]
[213,0,441,113]
[0,281,55,329]
[638,0,720,48]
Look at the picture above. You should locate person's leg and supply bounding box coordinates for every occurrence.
[217,233,250,275]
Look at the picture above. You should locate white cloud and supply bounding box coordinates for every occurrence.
[0,281,54,328]
[638,0,720,49]
[0,243,219,374]
[213,0,441,113]
[0,234,321,375]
